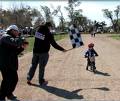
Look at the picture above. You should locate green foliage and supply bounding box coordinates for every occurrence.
[54,33,68,41]
[1,5,40,28]
[102,5,120,32]
[24,37,35,52]
[109,34,120,40]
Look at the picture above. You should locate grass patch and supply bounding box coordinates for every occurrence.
[109,34,120,40]
[24,37,35,52]
[54,34,68,41]
[24,34,68,53]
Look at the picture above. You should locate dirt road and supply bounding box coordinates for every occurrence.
[3,34,120,100]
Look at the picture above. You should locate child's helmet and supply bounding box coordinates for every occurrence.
[88,43,94,48]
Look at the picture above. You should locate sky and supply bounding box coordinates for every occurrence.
[0,0,120,26]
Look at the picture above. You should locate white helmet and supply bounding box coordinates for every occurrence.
[6,25,19,32]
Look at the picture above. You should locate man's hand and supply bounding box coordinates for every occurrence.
[62,49,67,52]
[21,42,28,49]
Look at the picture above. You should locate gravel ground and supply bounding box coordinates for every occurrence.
[1,34,120,101]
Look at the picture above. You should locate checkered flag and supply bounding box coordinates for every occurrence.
[68,25,84,48]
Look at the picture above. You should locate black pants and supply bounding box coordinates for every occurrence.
[86,59,96,69]
[0,68,18,100]
[27,53,49,84]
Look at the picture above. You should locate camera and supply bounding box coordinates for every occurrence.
[16,36,29,46]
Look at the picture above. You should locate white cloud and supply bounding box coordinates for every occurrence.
[79,1,120,26]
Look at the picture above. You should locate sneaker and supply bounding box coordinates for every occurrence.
[7,94,17,100]
[40,80,48,86]
[27,80,32,85]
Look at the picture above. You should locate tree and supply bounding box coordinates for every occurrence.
[33,15,45,29]
[41,6,54,23]
[65,0,82,24]
[103,5,120,32]
[1,4,40,29]
[52,6,66,31]
[68,0,80,4]
[65,1,92,33]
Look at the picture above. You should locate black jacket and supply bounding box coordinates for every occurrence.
[0,33,24,71]
[85,49,98,58]
[33,25,65,53]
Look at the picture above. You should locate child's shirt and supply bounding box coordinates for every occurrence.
[85,49,98,57]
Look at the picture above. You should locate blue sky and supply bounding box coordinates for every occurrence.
[0,1,120,26]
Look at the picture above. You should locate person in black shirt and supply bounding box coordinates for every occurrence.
[27,22,66,86]
[0,25,28,100]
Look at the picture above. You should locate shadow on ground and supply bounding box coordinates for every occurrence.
[93,87,110,91]
[72,87,110,92]
[31,83,84,100]
[94,70,111,76]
